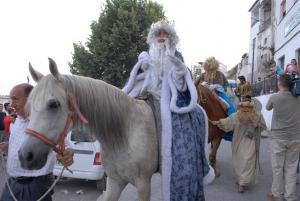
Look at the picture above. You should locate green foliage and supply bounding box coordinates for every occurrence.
[69,0,165,87]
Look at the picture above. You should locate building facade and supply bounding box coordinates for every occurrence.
[244,0,300,84]
[247,0,274,84]
[273,0,300,71]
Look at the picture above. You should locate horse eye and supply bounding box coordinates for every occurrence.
[47,99,60,109]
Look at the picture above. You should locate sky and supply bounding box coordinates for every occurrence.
[0,0,255,95]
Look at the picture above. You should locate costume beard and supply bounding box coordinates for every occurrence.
[237,107,260,125]
[146,38,176,94]
[149,38,174,62]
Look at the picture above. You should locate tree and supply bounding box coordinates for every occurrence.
[69,0,165,88]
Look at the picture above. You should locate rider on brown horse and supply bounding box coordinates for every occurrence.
[198,57,236,141]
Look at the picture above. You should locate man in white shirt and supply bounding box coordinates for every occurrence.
[0,83,74,201]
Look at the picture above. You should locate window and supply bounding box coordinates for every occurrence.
[251,7,259,27]
[71,123,96,142]
[280,0,286,19]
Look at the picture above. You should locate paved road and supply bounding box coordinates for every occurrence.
[97,137,300,201]
[1,137,300,201]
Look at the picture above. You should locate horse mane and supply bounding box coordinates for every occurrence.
[194,77,227,118]
[29,74,134,151]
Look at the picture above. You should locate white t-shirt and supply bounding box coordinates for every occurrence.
[7,116,56,177]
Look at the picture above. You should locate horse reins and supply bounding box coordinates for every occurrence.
[25,97,88,155]
[25,116,73,155]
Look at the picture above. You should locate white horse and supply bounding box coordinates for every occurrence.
[18,58,159,201]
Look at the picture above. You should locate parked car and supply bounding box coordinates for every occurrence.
[53,124,106,190]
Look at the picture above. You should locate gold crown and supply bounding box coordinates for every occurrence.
[151,19,175,28]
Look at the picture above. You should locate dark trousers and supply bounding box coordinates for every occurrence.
[0,173,54,201]
[0,131,6,143]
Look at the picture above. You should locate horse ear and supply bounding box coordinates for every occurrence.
[48,57,60,80]
[29,62,44,82]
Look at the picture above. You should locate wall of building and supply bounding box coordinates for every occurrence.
[247,20,260,83]
[274,0,300,68]
[247,0,275,83]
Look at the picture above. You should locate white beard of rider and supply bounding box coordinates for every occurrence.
[148,38,175,92]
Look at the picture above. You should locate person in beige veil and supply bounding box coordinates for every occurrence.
[212,95,266,193]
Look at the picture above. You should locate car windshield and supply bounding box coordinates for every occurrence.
[71,124,96,142]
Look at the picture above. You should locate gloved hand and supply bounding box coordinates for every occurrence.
[168,55,186,71]
[201,81,208,85]
[169,55,188,92]
[138,51,151,71]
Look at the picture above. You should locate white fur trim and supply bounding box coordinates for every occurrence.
[136,73,146,81]
[123,52,150,95]
[197,105,209,155]
[138,51,150,61]
[128,82,144,97]
[197,105,215,185]
[160,73,172,201]
[203,165,215,185]
[122,60,142,94]
[168,68,197,114]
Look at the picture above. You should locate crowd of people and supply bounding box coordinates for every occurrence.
[0,19,299,201]
[0,102,16,143]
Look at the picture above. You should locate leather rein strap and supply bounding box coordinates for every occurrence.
[25,97,88,155]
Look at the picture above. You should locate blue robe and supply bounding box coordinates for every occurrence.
[170,90,208,201]
[215,90,236,142]
[169,51,208,201]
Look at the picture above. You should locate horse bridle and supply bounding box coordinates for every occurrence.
[25,97,88,155]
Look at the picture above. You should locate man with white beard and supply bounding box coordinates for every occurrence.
[123,20,214,201]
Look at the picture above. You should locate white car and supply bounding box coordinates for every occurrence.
[53,124,106,190]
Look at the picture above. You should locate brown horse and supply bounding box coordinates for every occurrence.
[194,79,228,176]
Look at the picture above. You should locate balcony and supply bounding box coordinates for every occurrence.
[259,17,271,32]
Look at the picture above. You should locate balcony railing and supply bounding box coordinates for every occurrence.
[251,75,278,97]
